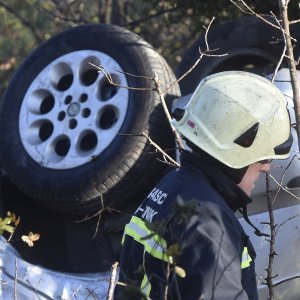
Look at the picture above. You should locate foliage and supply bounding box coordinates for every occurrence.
[21,231,40,247]
[0,0,100,96]
[0,211,19,235]
[0,211,40,247]
[0,0,299,97]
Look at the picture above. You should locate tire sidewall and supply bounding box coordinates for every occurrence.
[177,16,297,95]
[0,24,158,196]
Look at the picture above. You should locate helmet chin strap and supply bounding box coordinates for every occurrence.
[239,205,269,237]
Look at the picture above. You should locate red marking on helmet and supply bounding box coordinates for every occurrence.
[187,120,195,128]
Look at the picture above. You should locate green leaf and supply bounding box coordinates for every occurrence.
[0,224,14,233]
[2,217,12,225]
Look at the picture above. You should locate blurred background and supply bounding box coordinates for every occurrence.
[1,0,299,98]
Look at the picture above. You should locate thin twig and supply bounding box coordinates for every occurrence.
[14,259,17,300]
[118,132,179,167]
[268,173,300,200]
[272,155,298,204]
[203,16,215,51]
[77,194,120,238]
[113,68,154,80]
[270,12,287,83]
[143,132,180,167]
[163,49,227,97]
[265,175,276,299]
[107,262,119,300]
[230,0,281,30]
[85,287,97,300]
[164,261,171,300]
[156,157,179,167]
[152,73,186,151]
[275,213,300,236]
[159,17,228,153]
[230,0,297,42]
[90,60,186,153]
[7,221,19,243]
[162,17,227,96]
[67,285,81,299]
[273,275,300,287]
[289,19,300,24]
[89,63,154,91]
[278,0,300,152]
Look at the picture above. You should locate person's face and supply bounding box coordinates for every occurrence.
[238,160,271,196]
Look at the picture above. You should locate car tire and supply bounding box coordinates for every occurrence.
[0,24,180,214]
[176,16,300,95]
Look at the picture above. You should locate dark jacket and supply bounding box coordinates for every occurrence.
[116,151,258,300]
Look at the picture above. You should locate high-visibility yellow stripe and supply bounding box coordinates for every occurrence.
[141,273,151,296]
[122,216,168,262]
[241,247,252,269]
[122,215,169,298]
[131,216,167,248]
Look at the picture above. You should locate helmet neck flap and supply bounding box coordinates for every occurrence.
[185,139,248,184]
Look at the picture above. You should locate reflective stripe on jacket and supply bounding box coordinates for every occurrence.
[115,151,258,300]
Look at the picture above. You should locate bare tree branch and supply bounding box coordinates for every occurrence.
[152,73,186,151]
[77,194,120,239]
[14,259,18,300]
[275,213,300,236]
[269,173,300,200]
[273,275,300,287]
[264,175,276,299]
[230,0,281,29]
[270,12,287,83]
[278,0,300,151]
[203,16,215,51]
[107,262,119,300]
[119,132,179,167]
[162,17,228,97]
[89,63,155,91]
[142,132,180,167]
[230,0,297,42]
[67,285,81,299]
[85,287,98,299]
[289,19,300,24]
[90,61,185,150]
[271,155,298,205]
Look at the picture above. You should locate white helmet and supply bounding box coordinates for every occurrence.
[172,71,292,168]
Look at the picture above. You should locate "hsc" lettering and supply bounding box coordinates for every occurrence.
[147,187,168,205]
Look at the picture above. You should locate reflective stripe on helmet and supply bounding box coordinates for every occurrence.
[241,247,252,269]
[123,216,168,262]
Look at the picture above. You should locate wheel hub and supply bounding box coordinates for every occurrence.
[67,102,81,117]
[19,50,129,169]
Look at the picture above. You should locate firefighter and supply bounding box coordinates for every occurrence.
[115,71,292,299]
